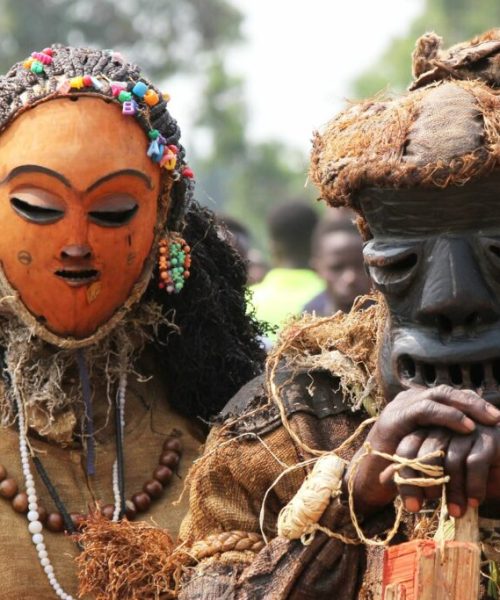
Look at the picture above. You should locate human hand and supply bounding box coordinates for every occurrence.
[380,423,500,517]
[346,385,500,515]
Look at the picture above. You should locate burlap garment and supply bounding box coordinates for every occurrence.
[0,352,205,600]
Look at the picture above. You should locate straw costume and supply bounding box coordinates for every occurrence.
[0,46,265,599]
[177,30,500,599]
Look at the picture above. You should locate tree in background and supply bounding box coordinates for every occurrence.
[193,57,315,244]
[352,0,500,98]
[0,0,242,78]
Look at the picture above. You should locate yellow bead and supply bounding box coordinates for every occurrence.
[23,58,34,69]
[144,89,159,106]
[161,156,177,171]
[70,76,85,89]
[162,92,171,102]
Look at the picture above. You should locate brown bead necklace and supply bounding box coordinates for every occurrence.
[0,435,182,533]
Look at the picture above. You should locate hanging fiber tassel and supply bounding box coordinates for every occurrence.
[77,512,178,600]
[76,349,95,476]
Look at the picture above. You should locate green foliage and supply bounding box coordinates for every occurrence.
[0,0,242,78]
[192,59,316,247]
[352,0,500,97]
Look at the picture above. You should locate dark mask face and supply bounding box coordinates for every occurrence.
[361,173,500,406]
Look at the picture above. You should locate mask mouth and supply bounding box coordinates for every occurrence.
[54,268,100,287]
[397,354,500,392]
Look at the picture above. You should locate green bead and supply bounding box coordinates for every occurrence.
[118,90,132,103]
[31,61,44,74]
[148,129,160,140]
[170,258,178,266]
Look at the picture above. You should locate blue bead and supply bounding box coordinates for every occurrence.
[132,81,148,98]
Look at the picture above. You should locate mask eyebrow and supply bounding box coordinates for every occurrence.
[86,169,153,192]
[0,165,72,188]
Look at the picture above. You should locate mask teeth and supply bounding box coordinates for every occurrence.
[397,355,500,391]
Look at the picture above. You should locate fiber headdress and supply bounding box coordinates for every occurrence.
[310,29,500,233]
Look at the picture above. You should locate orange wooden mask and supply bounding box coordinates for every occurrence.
[0,97,162,339]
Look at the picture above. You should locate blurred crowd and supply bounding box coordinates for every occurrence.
[217,201,371,345]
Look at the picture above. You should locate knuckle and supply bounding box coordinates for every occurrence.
[433,384,453,399]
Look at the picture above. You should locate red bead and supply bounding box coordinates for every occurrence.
[131,492,151,513]
[70,513,86,531]
[42,48,53,56]
[153,465,172,484]
[143,479,163,499]
[163,437,182,453]
[0,478,18,499]
[101,504,115,520]
[159,450,179,468]
[11,492,28,513]
[38,505,48,523]
[181,167,194,179]
[46,512,64,533]
[0,464,8,482]
[125,500,137,520]
[83,75,93,86]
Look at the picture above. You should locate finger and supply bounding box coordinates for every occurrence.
[393,430,426,512]
[407,398,476,434]
[416,428,450,502]
[426,385,500,426]
[445,435,474,517]
[466,430,495,506]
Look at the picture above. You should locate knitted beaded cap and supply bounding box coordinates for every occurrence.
[1,44,193,227]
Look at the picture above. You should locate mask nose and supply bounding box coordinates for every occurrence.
[416,238,499,334]
[60,244,92,260]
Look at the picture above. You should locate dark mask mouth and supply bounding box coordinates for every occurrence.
[55,269,99,280]
[397,354,500,390]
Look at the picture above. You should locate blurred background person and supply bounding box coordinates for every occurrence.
[246,248,269,285]
[304,210,372,316]
[216,214,269,284]
[250,200,323,333]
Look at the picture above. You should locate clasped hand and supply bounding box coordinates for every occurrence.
[349,385,500,518]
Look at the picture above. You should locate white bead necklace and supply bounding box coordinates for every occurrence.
[14,381,75,600]
[112,371,127,522]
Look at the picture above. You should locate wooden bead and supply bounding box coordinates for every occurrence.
[70,513,86,531]
[159,450,179,468]
[0,478,18,499]
[11,492,28,513]
[131,492,151,513]
[46,512,64,533]
[37,505,48,524]
[101,504,115,520]
[143,479,163,499]
[163,437,182,453]
[125,500,137,521]
[153,465,172,485]
[0,464,7,482]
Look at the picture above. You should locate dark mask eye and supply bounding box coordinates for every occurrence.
[363,242,419,295]
[10,197,64,224]
[88,204,138,227]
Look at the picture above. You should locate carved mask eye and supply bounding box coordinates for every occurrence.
[10,188,65,224]
[480,237,500,275]
[88,194,139,228]
[363,242,419,295]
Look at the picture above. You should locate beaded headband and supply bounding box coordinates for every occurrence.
[22,47,194,181]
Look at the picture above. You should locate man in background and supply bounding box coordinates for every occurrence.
[250,201,324,334]
[304,211,371,316]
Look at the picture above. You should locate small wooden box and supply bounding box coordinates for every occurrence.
[382,538,480,600]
